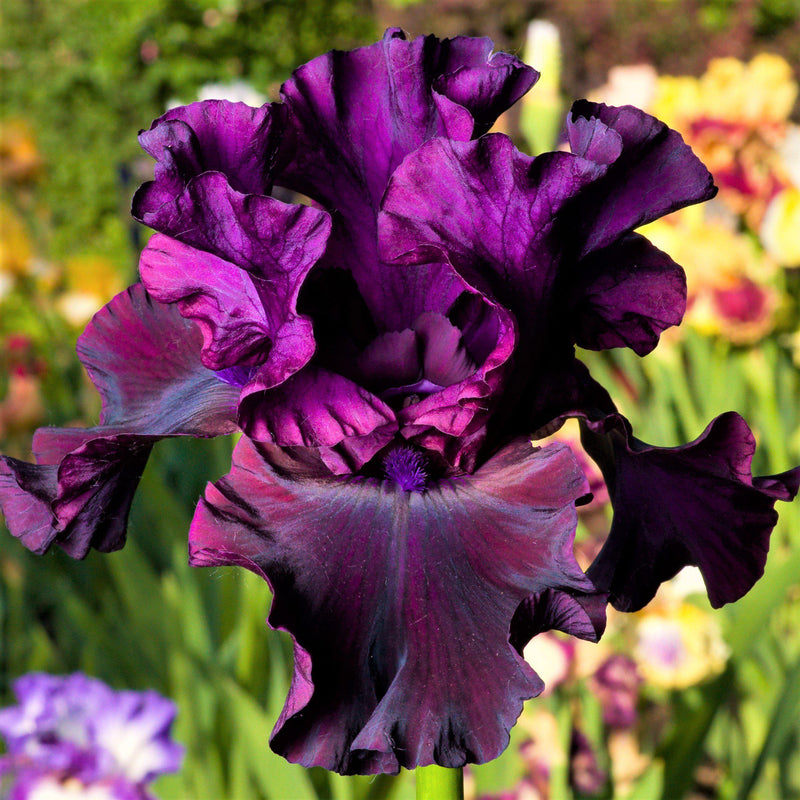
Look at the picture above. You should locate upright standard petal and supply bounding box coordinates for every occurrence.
[189,437,592,774]
[278,29,536,311]
[566,101,717,257]
[279,28,537,215]
[583,412,800,611]
[134,99,285,216]
[0,285,239,557]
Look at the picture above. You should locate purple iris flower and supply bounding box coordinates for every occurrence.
[0,673,183,799]
[1,29,798,775]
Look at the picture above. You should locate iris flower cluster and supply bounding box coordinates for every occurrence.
[1,29,798,776]
[0,673,182,799]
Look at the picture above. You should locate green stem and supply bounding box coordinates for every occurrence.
[416,765,464,800]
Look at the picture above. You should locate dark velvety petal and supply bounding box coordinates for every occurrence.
[139,234,316,384]
[189,437,592,774]
[238,367,398,474]
[570,233,687,356]
[583,412,800,611]
[0,458,59,554]
[280,28,537,215]
[566,101,717,257]
[380,134,602,314]
[1,430,152,559]
[509,589,608,654]
[433,49,538,137]
[278,29,535,310]
[135,99,284,206]
[1,285,239,558]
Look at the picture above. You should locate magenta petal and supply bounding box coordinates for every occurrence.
[567,101,717,257]
[510,589,607,653]
[280,28,536,215]
[135,99,284,207]
[584,412,800,610]
[1,430,151,558]
[1,285,239,558]
[570,233,687,356]
[0,459,60,554]
[139,234,316,382]
[135,171,330,281]
[77,284,239,434]
[238,367,398,474]
[189,437,591,774]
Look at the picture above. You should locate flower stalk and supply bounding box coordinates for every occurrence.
[416,765,464,800]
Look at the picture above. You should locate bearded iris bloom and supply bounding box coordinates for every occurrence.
[1,29,799,776]
[0,673,182,799]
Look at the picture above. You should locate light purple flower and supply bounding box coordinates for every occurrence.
[1,29,798,776]
[0,673,182,799]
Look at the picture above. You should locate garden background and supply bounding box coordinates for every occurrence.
[1,1,799,798]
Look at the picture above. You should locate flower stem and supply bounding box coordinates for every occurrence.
[415,765,464,800]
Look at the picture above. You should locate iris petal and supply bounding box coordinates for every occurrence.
[566,101,717,257]
[279,28,536,315]
[189,437,592,774]
[238,367,398,474]
[135,99,285,210]
[570,233,687,356]
[583,412,800,610]
[0,285,238,557]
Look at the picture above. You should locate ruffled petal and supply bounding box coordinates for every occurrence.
[510,589,608,653]
[566,101,717,257]
[189,437,592,774]
[1,430,152,558]
[238,367,398,474]
[139,233,317,384]
[0,285,239,557]
[583,412,800,611]
[569,233,687,356]
[278,29,536,311]
[135,171,330,289]
[76,284,239,433]
[280,28,537,215]
[134,99,284,208]
[380,134,600,313]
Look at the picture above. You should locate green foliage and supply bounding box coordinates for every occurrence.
[0,0,375,267]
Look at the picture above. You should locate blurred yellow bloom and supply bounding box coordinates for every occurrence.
[0,119,42,184]
[0,201,33,276]
[652,55,798,227]
[643,209,780,344]
[653,54,797,129]
[633,602,729,689]
[55,254,125,327]
[761,187,800,267]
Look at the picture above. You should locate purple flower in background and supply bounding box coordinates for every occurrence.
[1,28,799,775]
[0,673,183,799]
[591,655,643,729]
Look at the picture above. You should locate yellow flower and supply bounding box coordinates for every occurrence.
[642,209,780,344]
[0,119,42,184]
[0,201,33,276]
[56,254,125,327]
[761,187,800,267]
[633,602,729,689]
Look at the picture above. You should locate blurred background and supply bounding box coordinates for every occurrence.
[1,1,799,798]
